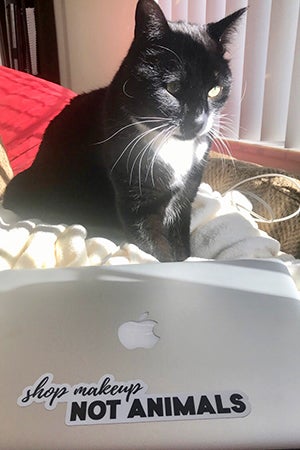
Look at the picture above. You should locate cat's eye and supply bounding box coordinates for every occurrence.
[208,86,223,99]
[166,80,181,96]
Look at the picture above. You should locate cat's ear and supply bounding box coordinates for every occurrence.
[206,7,247,52]
[135,0,169,41]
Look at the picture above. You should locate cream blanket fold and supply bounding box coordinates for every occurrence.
[190,184,281,259]
[0,183,299,289]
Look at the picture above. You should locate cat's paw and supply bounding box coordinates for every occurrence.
[154,242,190,262]
[174,246,190,262]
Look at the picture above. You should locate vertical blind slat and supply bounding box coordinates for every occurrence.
[221,0,248,139]
[188,0,206,25]
[171,0,188,22]
[261,0,299,145]
[156,0,172,21]
[239,0,272,142]
[205,0,226,22]
[285,12,300,149]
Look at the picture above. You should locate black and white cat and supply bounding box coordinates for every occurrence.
[4,0,246,261]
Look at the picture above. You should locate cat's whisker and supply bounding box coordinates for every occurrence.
[216,121,238,148]
[126,123,169,179]
[215,111,233,123]
[135,116,173,121]
[218,120,235,132]
[218,113,248,136]
[125,129,155,172]
[93,118,171,146]
[111,133,144,174]
[212,113,237,141]
[218,121,238,138]
[217,114,234,123]
[217,115,236,135]
[135,128,169,194]
[217,112,231,118]
[122,79,134,99]
[111,129,151,174]
[128,123,172,187]
[208,131,227,171]
[144,125,175,186]
[216,112,234,124]
[209,129,236,171]
[110,123,168,174]
[154,45,183,66]
[148,125,177,187]
[137,141,155,194]
[215,143,226,172]
[209,126,234,161]
[210,130,231,158]
[125,123,167,172]
[218,138,236,171]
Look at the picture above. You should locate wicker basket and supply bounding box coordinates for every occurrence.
[204,152,300,257]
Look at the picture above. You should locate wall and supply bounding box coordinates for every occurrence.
[54,0,137,93]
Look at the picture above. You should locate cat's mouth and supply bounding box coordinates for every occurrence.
[173,132,196,141]
[173,113,214,141]
[173,125,211,141]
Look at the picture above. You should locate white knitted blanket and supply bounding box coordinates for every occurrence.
[1,183,299,289]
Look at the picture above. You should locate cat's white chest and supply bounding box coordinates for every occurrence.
[158,137,208,185]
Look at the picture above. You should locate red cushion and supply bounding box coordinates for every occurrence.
[0,66,76,175]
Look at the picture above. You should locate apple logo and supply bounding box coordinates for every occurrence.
[118,312,160,350]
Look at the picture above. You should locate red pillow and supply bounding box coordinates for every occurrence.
[0,66,76,175]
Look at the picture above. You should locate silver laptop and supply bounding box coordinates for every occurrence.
[1,259,299,449]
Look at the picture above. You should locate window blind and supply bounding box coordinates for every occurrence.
[157,0,300,150]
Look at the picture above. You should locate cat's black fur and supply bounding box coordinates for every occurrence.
[3,0,246,261]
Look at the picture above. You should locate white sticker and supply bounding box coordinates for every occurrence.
[17,373,251,426]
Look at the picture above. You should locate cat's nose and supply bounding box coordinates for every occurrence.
[180,112,208,139]
[194,112,208,134]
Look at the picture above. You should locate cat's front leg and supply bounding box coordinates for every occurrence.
[145,216,184,261]
[117,196,190,262]
[163,205,191,261]
[123,211,177,262]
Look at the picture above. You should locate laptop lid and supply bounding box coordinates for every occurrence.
[1,259,299,449]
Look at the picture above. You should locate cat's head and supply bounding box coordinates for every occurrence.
[115,0,246,141]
